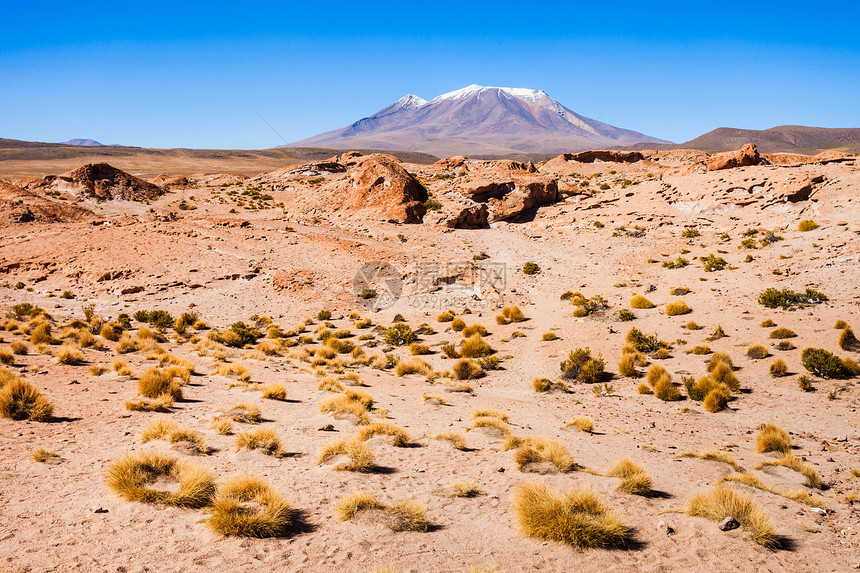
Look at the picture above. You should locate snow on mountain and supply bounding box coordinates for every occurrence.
[289,85,668,156]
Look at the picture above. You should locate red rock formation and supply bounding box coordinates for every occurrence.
[330,154,427,223]
[706,144,768,171]
[0,181,93,223]
[47,163,163,200]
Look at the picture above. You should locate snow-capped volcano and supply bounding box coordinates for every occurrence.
[289,85,668,156]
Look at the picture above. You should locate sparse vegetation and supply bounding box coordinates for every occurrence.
[756,424,792,453]
[106,451,215,507]
[630,295,655,309]
[560,348,604,383]
[207,475,295,537]
[684,486,777,547]
[607,459,652,495]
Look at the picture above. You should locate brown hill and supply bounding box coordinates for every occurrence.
[42,163,164,201]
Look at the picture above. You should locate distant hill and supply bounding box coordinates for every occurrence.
[0,138,439,179]
[621,126,860,154]
[61,139,104,146]
[290,85,668,157]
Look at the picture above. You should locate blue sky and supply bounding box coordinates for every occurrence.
[2,1,858,149]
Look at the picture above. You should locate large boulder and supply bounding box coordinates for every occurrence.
[330,154,427,223]
[457,176,559,222]
[46,163,163,200]
[0,181,93,223]
[706,144,768,171]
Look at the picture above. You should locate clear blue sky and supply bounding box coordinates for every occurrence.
[2,1,858,149]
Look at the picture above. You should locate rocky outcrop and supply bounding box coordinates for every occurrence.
[45,163,163,200]
[456,176,559,222]
[0,181,93,223]
[337,154,427,223]
[706,144,768,171]
[151,175,189,188]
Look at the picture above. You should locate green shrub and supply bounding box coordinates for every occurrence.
[625,328,669,354]
[560,348,604,383]
[618,310,636,322]
[758,287,827,309]
[682,227,701,238]
[223,322,263,347]
[801,348,849,379]
[384,323,417,346]
[798,220,818,232]
[700,254,728,272]
[522,262,541,275]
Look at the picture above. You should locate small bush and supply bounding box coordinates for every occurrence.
[460,334,492,358]
[560,348,604,383]
[513,438,576,473]
[839,327,859,351]
[56,343,84,365]
[801,347,850,379]
[317,439,374,472]
[437,311,455,323]
[522,262,540,275]
[565,417,593,433]
[317,309,332,321]
[618,310,636,322]
[769,327,796,339]
[758,287,827,309]
[685,486,777,547]
[798,220,818,232]
[625,327,669,354]
[756,424,791,453]
[236,428,286,457]
[261,384,287,401]
[700,254,728,272]
[356,422,410,447]
[0,375,54,421]
[384,323,417,346]
[798,375,814,392]
[607,459,652,495]
[745,345,769,359]
[462,324,488,338]
[106,451,215,508]
[207,475,295,537]
[665,300,691,316]
[769,359,788,377]
[513,482,630,549]
[630,295,655,309]
[452,359,484,380]
[395,357,433,377]
[138,368,182,400]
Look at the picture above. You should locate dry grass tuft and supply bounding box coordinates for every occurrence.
[260,384,287,401]
[32,447,62,464]
[565,417,594,433]
[235,428,286,457]
[56,343,84,365]
[745,345,770,359]
[532,377,568,393]
[630,295,655,309]
[678,451,745,472]
[756,453,822,489]
[141,416,209,454]
[451,480,484,498]
[0,374,54,421]
[839,327,859,351]
[317,439,374,471]
[685,486,778,547]
[216,403,262,424]
[427,432,467,450]
[106,451,215,507]
[513,437,576,473]
[513,481,630,549]
[395,357,433,377]
[770,359,788,377]
[460,334,493,358]
[756,424,792,454]
[356,422,410,447]
[335,493,430,532]
[138,368,183,400]
[207,474,295,537]
[607,459,653,495]
[665,300,691,316]
[452,359,484,380]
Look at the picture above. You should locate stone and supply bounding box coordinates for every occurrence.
[719,516,740,531]
[706,144,768,171]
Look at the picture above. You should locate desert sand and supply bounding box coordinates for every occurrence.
[0,145,858,572]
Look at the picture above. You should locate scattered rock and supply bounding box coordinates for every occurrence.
[92,505,108,514]
[719,516,740,531]
[706,144,768,171]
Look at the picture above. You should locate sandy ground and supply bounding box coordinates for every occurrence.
[0,153,859,572]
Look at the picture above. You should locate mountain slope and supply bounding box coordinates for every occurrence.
[289,85,668,156]
[61,139,104,146]
[678,126,860,154]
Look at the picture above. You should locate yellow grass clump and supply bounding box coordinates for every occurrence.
[630,295,655,309]
[235,428,286,457]
[356,422,410,447]
[32,447,62,464]
[451,480,485,498]
[678,451,745,472]
[0,348,15,365]
[665,300,691,316]
[770,359,788,377]
[452,359,484,380]
[317,439,374,471]
[56,343,85,365]
[10,341,28,355]
[565,417,594,433]
[216,403,262,424]
[141,416,209,455]
[409,343,432,355]
[207,475,295,537]
[756,453,822,489]
[106,451,215,508]
[685,486,778,547]
[460,334,493,358]
[756,424,792,454]
[116,334,138,354]
[260,384,287,400]
[746,344,769,359]
[335,492,430,532]
[513,481,630,549]
[395,357,433,377]
[607,459,653,495]
[513,437,576,473]
[0,372,54,421]
[138,367,183,400]
[428,432,467,450]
